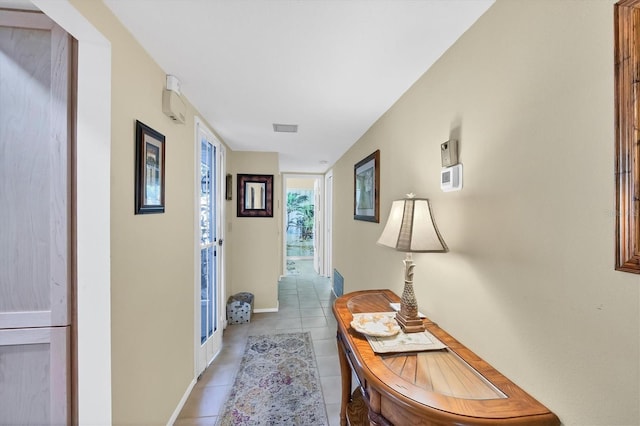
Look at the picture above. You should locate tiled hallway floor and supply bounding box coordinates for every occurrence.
[175,259,341,425]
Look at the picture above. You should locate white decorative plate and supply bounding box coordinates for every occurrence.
[350,312,401,337]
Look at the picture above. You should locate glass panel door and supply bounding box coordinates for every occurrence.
[197,121,223,374]
[200,140,215,344]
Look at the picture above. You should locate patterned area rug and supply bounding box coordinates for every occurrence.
[217,332,328,425]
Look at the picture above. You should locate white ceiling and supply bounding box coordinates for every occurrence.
[40,0,494,173]
[0,0,37,10]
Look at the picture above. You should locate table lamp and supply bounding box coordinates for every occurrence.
[377,194,448,333]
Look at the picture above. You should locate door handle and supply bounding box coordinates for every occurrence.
[218,239,224,246]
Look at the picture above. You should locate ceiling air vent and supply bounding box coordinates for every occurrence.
[273,123,298,133]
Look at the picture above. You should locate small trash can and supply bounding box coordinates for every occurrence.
[226,292,254,324]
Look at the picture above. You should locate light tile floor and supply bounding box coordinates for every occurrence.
[175,259,341,425]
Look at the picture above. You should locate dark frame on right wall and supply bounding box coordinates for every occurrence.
[615,0,640,273]
[353,150,380,223]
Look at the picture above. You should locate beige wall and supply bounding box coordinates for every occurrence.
[332,1,639,424]
[51,0,640,424]
[287,177,315,190]
[227,151,281,310]
[64,2,282,422]
[68,1,225,423]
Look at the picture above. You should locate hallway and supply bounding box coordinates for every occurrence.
[176,260,340,425]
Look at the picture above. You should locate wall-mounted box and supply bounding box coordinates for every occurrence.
[441,140,458,167]
[162,89,186,124]
[441,164,463,192]
[166,74,181,94]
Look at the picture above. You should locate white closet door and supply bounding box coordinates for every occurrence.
[0,10,72,425]
[0,11,70,329]
[0,327,70,424]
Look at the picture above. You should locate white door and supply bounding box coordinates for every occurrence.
[324,170,333,280]
[0,10,72,424]
[313,178,322,275]
[196,119,224,375]
[282,174,324,276]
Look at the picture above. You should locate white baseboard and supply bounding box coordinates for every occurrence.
[167,377,197,425]
[254,300,279,313]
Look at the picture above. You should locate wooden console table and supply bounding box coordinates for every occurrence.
[332,290,560,426]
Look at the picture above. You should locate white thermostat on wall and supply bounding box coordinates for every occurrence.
[441,164,463,192]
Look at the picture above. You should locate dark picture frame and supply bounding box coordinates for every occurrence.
[354,150,380,222]
[135,120,165,214]
[237,174,273,217]
[225,174,233,201]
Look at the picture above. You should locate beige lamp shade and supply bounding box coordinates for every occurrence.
[377,198,448,253]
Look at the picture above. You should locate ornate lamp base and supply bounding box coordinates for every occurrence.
[396,253,425,333]
[396,311,425,333]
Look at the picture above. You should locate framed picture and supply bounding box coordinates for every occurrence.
[225,174,233,201]
[237,174,273,217]
[615,1,640,273]
[135,120,165,214]
[354,150,380,222]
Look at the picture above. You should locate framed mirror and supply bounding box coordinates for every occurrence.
[237,174,274,217]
